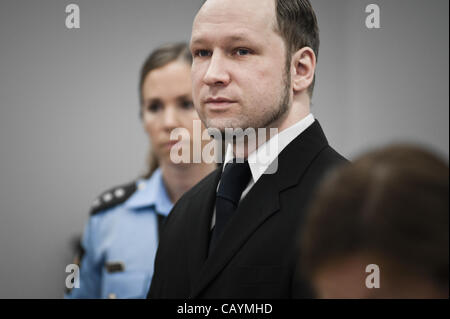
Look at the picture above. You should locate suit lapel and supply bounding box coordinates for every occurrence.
[186,167,222,288]
[190,121,329,298]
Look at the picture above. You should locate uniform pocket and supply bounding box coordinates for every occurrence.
[102,271,150,299]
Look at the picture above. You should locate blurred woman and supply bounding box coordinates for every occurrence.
[66,43,216,299]
[300,144,449,299]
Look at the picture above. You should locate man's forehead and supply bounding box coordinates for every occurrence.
[193,0,276,33]
[191,30,262,47]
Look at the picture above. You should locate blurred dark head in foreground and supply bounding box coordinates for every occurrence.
[301,144,449,298]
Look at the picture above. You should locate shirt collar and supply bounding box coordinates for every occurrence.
[223,113,315,184]
[124,168,173,216]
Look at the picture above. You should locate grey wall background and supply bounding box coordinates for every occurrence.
[0,0,448,298]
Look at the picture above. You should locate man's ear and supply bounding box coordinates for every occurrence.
[291,47,316,94]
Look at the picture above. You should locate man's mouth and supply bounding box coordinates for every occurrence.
[204,97,237,110]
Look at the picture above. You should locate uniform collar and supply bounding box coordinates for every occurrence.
[223,113,315,184]
[124,168,173,216]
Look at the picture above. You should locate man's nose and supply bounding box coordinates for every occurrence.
[203,52,231,87]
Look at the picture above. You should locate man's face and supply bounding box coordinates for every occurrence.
[190,0,291,132]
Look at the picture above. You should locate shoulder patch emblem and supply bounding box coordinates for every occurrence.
[90,181,137,215]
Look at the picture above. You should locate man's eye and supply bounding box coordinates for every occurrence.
[235,48,251,56]
[195,50,211,57]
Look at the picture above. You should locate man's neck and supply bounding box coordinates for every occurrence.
[277,97,311,133]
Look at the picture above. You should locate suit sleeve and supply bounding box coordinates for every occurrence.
[291,267,315,298]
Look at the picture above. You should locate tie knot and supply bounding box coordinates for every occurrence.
[217,160,252,205]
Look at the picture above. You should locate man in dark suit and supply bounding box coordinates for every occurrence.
[148,0,346,298]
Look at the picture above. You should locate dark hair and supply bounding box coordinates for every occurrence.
[139,42,192,178]
[274,0,320,96]
[301,144,449,291]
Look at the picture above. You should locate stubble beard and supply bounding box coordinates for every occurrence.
[207,65,291,138]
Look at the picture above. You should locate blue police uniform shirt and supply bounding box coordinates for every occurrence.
[65,168,173,299]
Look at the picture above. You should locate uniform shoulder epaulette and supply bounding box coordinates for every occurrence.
[90,181,137,216]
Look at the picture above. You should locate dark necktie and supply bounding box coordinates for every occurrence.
[208,159,252,255]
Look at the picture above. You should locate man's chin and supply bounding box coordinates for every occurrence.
[206,119,246,133]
